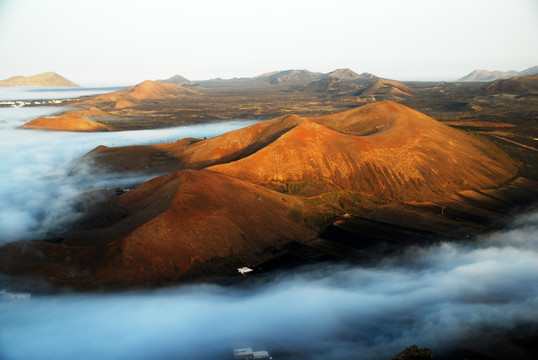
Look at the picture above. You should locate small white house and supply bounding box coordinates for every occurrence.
[237,267,254,275]
[253,350,271,359]
[234,347,272,360]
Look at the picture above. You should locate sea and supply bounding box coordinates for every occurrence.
[0,88,537,360]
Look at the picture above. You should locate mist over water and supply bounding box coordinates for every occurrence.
[0,86,127,101]
[0,212,537,360]
[1,92,537,360]
[0,105,258,242]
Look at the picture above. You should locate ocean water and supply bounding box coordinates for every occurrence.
[0,91,537,360]
[0,86,127,101]
[0,102,258,242]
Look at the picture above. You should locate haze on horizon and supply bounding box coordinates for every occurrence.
[0,0,537,86]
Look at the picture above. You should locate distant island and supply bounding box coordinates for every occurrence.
[0,72,78,87]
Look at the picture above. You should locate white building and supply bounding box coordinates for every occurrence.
[0,290,31,300]
[234,347,272,359]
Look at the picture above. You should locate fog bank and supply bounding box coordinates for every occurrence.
[1,211,537,360]
[0,86,126,101]
[0,106,258,242]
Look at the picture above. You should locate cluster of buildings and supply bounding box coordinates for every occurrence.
[0,98,75,108]
[0,289,31,300]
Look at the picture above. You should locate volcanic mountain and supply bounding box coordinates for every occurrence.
[75,80,198,109]
[0,170,316,289]
[21,114,111,132]
[327,68,361,80]
[357,79,417,99]
[0,72,78,87]
[86,101,515,201]
[157,74,190,84]
[255,69,329,85]
[0,101,518,289]
[327,69,378,82]
[484,74,538,94]
[458,69,520,82]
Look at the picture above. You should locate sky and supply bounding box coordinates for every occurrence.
[0,0,537,85]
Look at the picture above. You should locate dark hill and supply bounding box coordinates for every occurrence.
[0,170,316,289]
[484,74,538,94]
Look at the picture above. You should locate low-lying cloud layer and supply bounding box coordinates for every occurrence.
[0,106,257,242]
[1,211,537,360]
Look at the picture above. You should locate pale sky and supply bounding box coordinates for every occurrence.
[0,0,537,85]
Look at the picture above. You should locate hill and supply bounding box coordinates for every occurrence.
[457,69,520,82]
[0,170,316,289]
[0,72,78,87]
[157,74,190,84]
[520,66,538,76]
[254,69,329,84]
[327,69,378,82]
[87,101,515,201]
[0,101,519,289]
[484,74,538,94]
[21,114,111,132]
[209,101,514,200]
[75,80,198,109]
[327,68,360,80]
[356,79,417,99]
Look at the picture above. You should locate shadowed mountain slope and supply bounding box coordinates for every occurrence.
[484,74,538,94]
[0,170,315,289]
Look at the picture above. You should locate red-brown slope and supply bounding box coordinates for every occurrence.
[0,170,315,289]
[208,101,516,200]
[485,74,538,94]
[75,80,198,109]
[84,114,303,173]
[21,114,111,132]
[84,100,516,201]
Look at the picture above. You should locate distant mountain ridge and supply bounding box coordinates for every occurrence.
[457,66,538,82]
[0,72,78,87]
[157,74,189,84]
[159,68,380,87]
